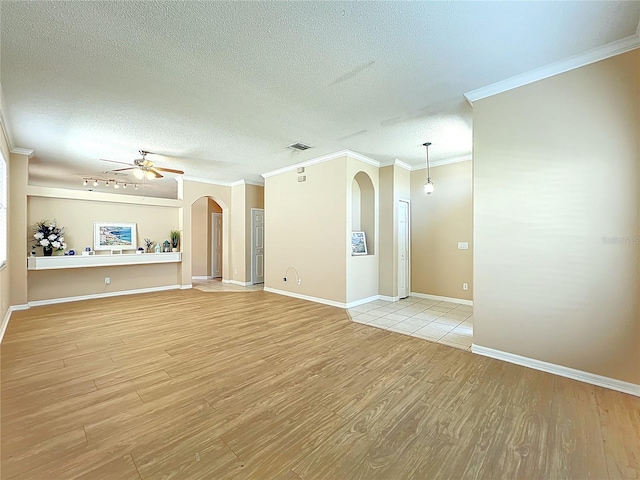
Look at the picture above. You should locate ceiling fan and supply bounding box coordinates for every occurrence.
[101,150,184,179]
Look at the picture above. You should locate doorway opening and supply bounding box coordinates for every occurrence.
[191,197,224,280]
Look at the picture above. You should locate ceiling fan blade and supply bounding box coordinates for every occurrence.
[141,160,154,167]
[110,167,135,172]
[149,168,164,178]
[155,167,184,174]
[100,158,132,166]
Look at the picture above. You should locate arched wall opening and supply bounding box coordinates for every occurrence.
[352,171,375,255]
[190,195,227,279]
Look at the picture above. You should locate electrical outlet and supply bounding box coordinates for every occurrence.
[458,242,469,250]
[283,277,287,282]
[463,283,468,291]
[297,279,302,285]
[105,277,111,285]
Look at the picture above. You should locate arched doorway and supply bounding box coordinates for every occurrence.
[191,196,225,280]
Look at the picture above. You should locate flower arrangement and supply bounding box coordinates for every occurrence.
[33,220,67,255]
[144,238,154,252]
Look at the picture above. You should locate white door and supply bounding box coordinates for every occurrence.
[398,200,410,299]
[211,213,222,278]
[251,209,264,284]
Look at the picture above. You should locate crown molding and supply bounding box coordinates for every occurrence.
[182,175,232,187]
[394,159,412,171]
[380,159,413,171]
[10,147,35,158]
[412,154,472,171]
[465,35,640,104]
[261,149,379,179]
[229,179,265,187]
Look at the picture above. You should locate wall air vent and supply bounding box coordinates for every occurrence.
[287,142,313,151]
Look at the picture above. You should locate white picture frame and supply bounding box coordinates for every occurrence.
[351,231,368,256]
[94,222,137,251]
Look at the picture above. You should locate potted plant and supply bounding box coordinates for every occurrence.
[169,230,180,252]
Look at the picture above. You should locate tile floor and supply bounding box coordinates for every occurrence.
[348,297,473,351]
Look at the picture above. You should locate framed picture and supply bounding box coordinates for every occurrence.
[351,231,368,256]
[94,222,137,251]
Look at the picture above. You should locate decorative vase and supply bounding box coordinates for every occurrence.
[172,247,178,253]
[43,246,53,256]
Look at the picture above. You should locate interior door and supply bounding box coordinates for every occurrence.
[398,200,410,299]
[211,213,222,278]
[252,208,264,284]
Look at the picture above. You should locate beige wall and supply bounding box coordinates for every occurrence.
[191,196,209,277]
[0,118,11,318]
[244,184,264,281]
[9,153,29,306]
[230,183,245,282]
[180,179,231,286]
[410,161,473,301]
[347,158,379,303]
[26,195,181,301]
[378,165,411,299]
[265,157,348,303]
[473,49,640,384]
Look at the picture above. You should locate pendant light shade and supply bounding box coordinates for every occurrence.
[423,142,434,195]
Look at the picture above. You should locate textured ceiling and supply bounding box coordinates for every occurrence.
[1,1,639,198]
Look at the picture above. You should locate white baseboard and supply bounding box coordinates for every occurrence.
[264,287,347,308]
[346,295,380,308]
[222,279,253,286]
[191,276,211,280]
[378,295,400,302]
[410,292,473,306]
[1,304,31,343]
[27,285,183,307]
[180,284,192,290]
[472,344,640,398]
[1,307,12,343]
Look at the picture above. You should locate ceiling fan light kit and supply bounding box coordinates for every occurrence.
[104,150,185,180]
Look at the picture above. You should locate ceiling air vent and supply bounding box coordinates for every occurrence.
[287,142,313,151]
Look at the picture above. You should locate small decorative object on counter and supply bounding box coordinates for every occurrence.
[163,240,170,253]
[144,238,154,253]
[32,219,66,256]
[154,243,161,253]
[68,250,76,256]
[136,246,144,254]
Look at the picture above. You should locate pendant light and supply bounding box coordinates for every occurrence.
[423,142,434,195]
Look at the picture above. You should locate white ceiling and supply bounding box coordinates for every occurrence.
[1,1,639,198]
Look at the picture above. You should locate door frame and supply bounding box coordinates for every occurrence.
[398,198,411,299]
[211,212,222,278]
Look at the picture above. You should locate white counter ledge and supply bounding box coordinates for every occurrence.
[27,252,182,270]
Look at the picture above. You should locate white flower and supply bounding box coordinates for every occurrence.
[48,234,57,241]
[59,236,64,242]
[51,241,61,249]
[48,226,53,230]
[61,242,67,249]
[34,232,44,239]
[40,239,50,246]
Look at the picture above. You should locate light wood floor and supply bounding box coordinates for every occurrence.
[1,290,638,479]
